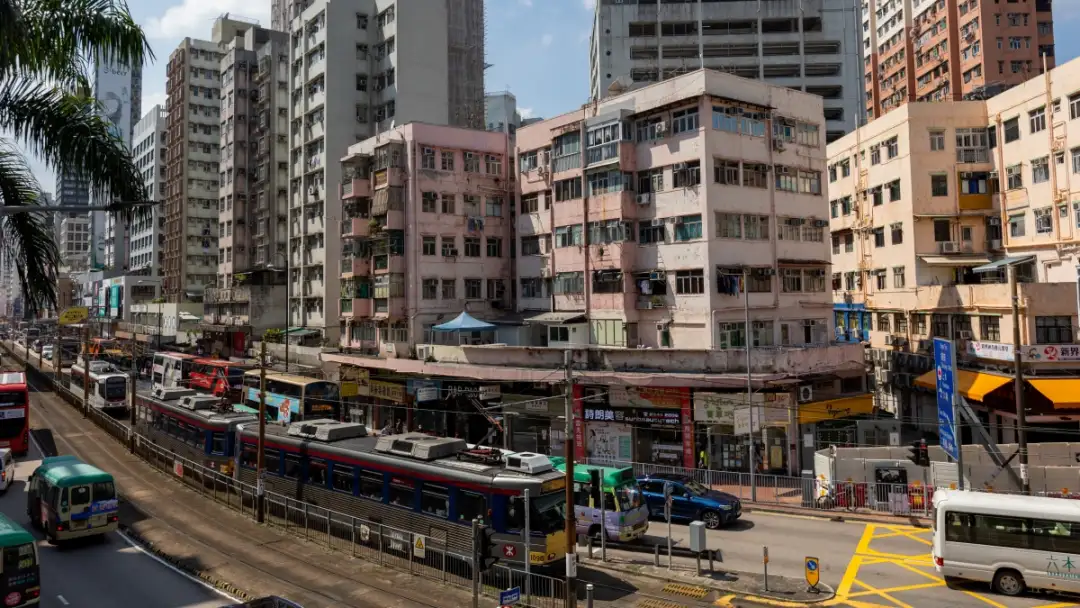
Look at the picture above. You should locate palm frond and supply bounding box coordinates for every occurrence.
[0,143,59,316]
[0,77,148,208]
[0,0,152,93]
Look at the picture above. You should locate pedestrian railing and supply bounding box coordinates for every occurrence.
[8,344,565,608]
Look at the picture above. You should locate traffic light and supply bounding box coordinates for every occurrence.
[589,469,602,506]
[906,439,929,467]
[475,524,499,571]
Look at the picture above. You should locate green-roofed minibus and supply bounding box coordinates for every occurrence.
[0,513,39,606]
[26,456,118,543]
[550,457,649,542]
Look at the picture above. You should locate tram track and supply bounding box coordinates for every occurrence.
[17,350,461,608]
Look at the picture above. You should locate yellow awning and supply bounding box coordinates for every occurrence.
[1028,379,1080,410]
[799,394,875,425]
[914,369,1013,401]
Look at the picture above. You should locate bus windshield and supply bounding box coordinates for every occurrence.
[531,492,567,534]
[612,481,642,511]
[0,391,25,407]
[2,543,35,573]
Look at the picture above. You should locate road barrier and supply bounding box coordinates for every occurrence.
[7,344,566,608]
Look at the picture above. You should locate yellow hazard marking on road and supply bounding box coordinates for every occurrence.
[662,583,709,599]
[639,599,689,608]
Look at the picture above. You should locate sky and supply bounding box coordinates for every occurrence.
[18,0,1080,191]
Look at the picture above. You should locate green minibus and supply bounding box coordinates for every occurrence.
[0,513,39,606]
[26,456,118,543]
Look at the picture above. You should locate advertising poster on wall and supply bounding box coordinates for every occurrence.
[586,423,632,463]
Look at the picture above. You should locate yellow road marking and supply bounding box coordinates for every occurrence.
[846,582,942,598]
[836,527,874,599]
[1034,602,1080,608]
[852,579,913,608]
[962,590,1009,608]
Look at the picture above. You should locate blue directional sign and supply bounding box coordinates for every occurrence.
[499,587,521,606]
[934,338,959,461]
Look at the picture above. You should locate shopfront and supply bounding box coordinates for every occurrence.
[502,393,562,454]
[339,366,371,425]
[369,379,407,431]
[607,386,693,468]
[695,391,794,473]
[408,379,444,434]
[581,404,689,467]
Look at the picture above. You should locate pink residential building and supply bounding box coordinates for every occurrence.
[515,69,837,350]
[338,123,513,353]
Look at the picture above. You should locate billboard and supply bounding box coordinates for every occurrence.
[94,60,135,148]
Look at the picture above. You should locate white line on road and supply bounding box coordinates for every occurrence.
[57,595,69,606]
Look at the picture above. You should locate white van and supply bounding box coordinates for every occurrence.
[933,488,1080,597]
[0,449,14,492]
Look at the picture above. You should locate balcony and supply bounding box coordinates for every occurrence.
[340,256,371,277]
[372,297,405,319]
[341,217,372,238]
[372,254,405,274]
[204,286,251,304]
[341,298,373,318]
[201,314,251,327]
[588,241,637,272]
[636,295,670,310]
[585,141,636,172]
[341,177,371,200]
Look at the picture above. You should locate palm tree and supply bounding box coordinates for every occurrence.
[0,0,153,316]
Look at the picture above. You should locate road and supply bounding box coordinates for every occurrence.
[2,444,230,608]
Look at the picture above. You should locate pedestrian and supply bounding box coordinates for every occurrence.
[698,449,709,470]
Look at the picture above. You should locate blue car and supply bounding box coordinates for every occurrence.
[636,474,742,529]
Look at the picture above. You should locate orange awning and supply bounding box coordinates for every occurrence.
[1028,379,1080,410]
[914,370,1013,401]
[799,394,875,425]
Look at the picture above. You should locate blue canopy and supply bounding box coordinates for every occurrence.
[432,311,496,332]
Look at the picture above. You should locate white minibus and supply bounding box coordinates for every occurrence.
[933,488,1080,597]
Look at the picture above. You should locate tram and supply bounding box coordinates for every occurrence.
[134,388,256,474]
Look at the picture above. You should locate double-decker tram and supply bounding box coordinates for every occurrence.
[68,364,128,415]
[241,371,340,423]
[236,420,568,569]
[134,388,256,474]
[152,352,198,390]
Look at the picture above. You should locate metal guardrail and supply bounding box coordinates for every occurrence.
[9,345,565,608]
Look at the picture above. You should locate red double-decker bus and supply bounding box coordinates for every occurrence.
[0,372,30,455]
[189,359,254,401]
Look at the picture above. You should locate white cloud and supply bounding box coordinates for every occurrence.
[583,0,597,9]
[520,0,533,6]
[519,107,534,119]
[144,1,270,40]
[541,33,554,47]
[141,91,168,114]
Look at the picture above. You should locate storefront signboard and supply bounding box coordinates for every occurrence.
[967,340,1080,363]
[340,366,370,397]
[445,383,502,401]
[585,423,632,462]
[583,407,681,426]
[734,406,763,436]
[573,386,585,460]
[681,397,694,469]
[697,392,792,427]
[370,380,405,403]
[609,386,689,409]
[407,379,441,402]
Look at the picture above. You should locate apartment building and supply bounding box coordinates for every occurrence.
[485,91,521,135]
[338,123,512,352]
[201,23,289,353]
[162,17,256,303]
[129,105,167,277]
[588,0,864,142]
[829,58,1080,443]
[285,0,485,341]
[58,216,92,273]
[862,0,1054,119]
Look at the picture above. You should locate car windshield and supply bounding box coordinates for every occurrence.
[612,482,641,511]
[531,491,567,534]
[683,480,711,496]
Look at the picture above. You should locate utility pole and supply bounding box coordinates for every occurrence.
[256,340,267,523]
[128,364,137,453]
[82,325,90,417]
[744,268,756,502]
[1009,265,1030,494]
[563,348,577,608]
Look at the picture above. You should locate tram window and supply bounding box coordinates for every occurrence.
[240,445,258,469]
[388,478,415,509]
[457,491,487,523]
[283,454,302,480]
[184,423,200,447]
[573,482,591,507]
[309,458,328,486]
[331,464,354,493]
[263,448,281,475]
[209,432,226,455]
[421,484,449,517]
[359,472,383,500]
[507,496,525,531]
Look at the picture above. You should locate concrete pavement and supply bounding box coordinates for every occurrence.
[0,443,227,608]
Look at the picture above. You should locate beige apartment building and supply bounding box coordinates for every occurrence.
[829,57,1080,443]
[862,0,1054,119]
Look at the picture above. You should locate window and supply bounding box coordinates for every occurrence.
[422,278,437,300]
[671,107,699,134]
[441,278,456,299]
[674,215,702,241]
[438,193,454,214]
[886,137,898,159]
[549,326,569,342]
[554,177,582,201]
[464,278,482,299]
[893,266,905,288]
[874,269,886,290]
[555,225,583,248]
[718,322,746,349]
[592,270,623,294]
[552,272,584,295]
[421,235,436,256]
[744,163,769,188]
[309,458,328,486]
[1003,117,1020,143]
[463,237,481,257]
[1036,316,1073,344]
[714,159,740,185]
[485,196,503,217]
[675,269,704,294]
[673,161,701,188]
[520,277,544,298]
[485,154,502,175]
[421,191,437,213]
[873,227,885,247]
[358,472,382,500]
[877,312,891,332]
[521,192,540,213]
[421,147,435,170]
[980,316,1001,341]
[1009,214,1026,237]
[744,215,769,240]
[1032,156,1050,184]
[487,279,505,301]
[1071,94,1080,121]
[388,478,414,509]
[1006,164,1024,190]
[931,174,948,196]
[888,180,901,201]
[457,491,487,522]
[891,222,904,244]
[486,237,502,257]
[283,454,301,479]
[934,219,951,242]
[1030,107,1047,133]
[421,484,449,517]
[870,145,881,165]
[895,313,908,333]
[521,235,545,256]
[638,219,666,244]
[930,130,946,151]
[1034,207,1053,234]
[440,150,455,171]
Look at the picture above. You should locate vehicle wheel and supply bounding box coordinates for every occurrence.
[993,569,1026,597]
[702,510,723,529]
[45,527,56,546]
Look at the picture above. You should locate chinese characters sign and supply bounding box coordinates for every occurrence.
[609,386,689,409]
[582,407,682,426]
[369,380,405,403]
[967,341,1080,363]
